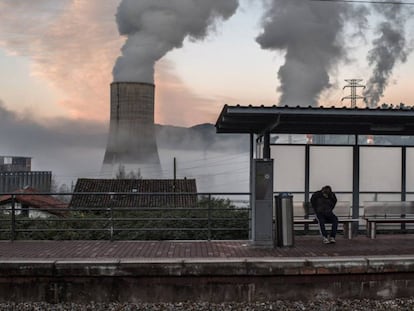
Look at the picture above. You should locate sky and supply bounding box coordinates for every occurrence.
[0,0,413,188]
[1,0,413,127]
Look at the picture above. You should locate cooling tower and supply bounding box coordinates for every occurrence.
[102,82,161,176]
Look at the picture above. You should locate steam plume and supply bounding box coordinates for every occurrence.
[113,0,239,83]
[256,0,352,107]
[363,6,411,108]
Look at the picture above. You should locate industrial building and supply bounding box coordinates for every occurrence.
[0,156,31,172]
[0,156,51,193]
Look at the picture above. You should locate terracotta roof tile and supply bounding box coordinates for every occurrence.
[0,187,69,217]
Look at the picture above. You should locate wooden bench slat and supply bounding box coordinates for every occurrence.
[365,218,414,223]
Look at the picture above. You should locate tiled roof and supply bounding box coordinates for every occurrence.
[69,178,198,208]
[0,187,69,217]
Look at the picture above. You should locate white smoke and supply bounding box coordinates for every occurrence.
[363,5,412,108]
[256,0,355,107]
[113,0,240,83]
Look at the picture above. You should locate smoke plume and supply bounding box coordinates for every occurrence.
[363,6,411,108]
[256,0,353,107]
[113,0,240,83]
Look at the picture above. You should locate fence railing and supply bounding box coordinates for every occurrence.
[0,192,251,241]
[2,190,414,241]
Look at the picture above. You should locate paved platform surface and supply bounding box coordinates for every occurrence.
[0,234,412,260]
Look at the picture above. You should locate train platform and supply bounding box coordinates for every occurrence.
[1,235,414,303]
[0,234,413,260]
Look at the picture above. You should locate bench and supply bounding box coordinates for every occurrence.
[363,201,414,239]
[294,201,359,239]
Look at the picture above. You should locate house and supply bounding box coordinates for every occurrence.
[0,187,69,218]
[69,178,198,209]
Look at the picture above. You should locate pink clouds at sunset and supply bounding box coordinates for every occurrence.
[0,0,227,126]
[0,0,122,121]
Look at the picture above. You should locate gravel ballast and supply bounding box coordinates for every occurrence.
[1,299,414,311]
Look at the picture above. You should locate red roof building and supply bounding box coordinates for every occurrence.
[0,187,68,218]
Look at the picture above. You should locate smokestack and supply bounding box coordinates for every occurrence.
[102,82,160,176]
[103,1,240,177]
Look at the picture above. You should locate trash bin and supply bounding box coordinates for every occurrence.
[274,193,294,247]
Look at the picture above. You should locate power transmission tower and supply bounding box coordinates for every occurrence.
[341,79,366,108]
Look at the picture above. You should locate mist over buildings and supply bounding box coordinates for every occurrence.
[0,100,107,187]
[0,98,249,192]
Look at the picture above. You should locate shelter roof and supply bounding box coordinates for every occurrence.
[215,105,414,136]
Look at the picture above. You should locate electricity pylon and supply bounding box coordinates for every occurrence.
[341,79,365,108]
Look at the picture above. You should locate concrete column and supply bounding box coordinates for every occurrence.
[352,140,360,234]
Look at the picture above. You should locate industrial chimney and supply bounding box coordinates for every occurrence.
[102,82,161,177]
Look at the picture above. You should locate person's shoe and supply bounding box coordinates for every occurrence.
[323,237,330,244]
[329,237,336,243]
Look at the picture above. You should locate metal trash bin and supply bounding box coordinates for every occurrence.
[274,193,294,247]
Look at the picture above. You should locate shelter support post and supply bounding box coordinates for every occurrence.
[304,144,311,233]
[249,133,254,240]
[352,140,360,234]
[402,146,407,231]
[402,146,406,202]
[263,132,271,159]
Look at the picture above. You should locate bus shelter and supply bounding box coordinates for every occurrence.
[215,105,414,246]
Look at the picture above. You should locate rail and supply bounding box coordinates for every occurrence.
[1,191,413,241]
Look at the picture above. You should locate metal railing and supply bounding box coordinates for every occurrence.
[0,192,251,241]
[2,190,413,241]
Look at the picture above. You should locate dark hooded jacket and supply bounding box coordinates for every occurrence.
[310,190,337,215]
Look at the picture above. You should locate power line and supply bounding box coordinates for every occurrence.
[310,0,414,4]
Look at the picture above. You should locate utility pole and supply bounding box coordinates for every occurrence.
[341,79,365,108]
[173,157,177,207]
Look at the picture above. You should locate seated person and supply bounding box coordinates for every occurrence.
[311,185,338,244]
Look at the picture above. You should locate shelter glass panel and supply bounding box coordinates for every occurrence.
[406,148,414,192]
[360,147,401,192]
[309,146,352,199]
[271,145,305,193]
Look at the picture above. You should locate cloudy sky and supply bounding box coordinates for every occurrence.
[0,0,413,186]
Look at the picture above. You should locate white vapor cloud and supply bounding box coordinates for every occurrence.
[113,0,240,83]
[363,5,413,107]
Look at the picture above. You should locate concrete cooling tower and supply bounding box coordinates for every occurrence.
[102,82,161,177]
